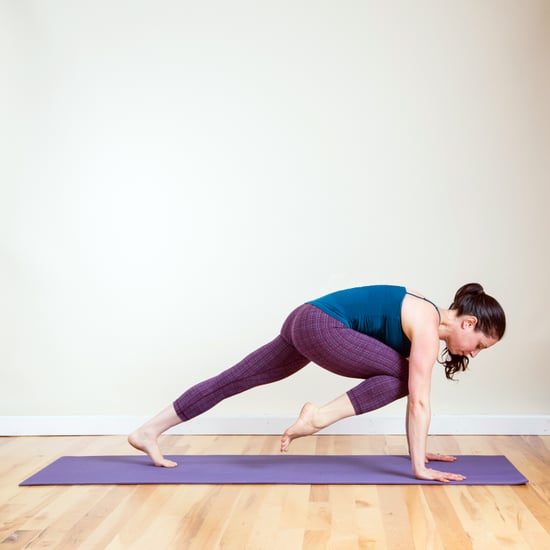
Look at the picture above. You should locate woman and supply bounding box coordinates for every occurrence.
[129,282,505,482]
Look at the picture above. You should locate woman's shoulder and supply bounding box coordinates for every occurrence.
[401,290,440,339]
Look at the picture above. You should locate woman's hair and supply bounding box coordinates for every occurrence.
[440,283,506,380]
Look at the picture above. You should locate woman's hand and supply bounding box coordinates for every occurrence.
[414,466,466,483]
[425,452,457,463]
[413,454,464,482]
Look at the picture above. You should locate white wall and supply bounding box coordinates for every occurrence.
[1,1,549,432]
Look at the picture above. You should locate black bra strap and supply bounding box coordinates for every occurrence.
[406,291,441,322]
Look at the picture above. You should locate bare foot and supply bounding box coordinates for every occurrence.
[280,402,322,452]
[128,429,178,468]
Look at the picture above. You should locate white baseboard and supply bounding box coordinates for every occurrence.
[1,415,548,436]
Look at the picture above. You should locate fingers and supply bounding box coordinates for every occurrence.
[433,470,466,483]
[425,453,457,463]
[440,454,457,462]
[437,455,457,463]
[416,467,466,483]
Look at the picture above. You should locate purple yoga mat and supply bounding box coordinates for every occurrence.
[20,454,527,486]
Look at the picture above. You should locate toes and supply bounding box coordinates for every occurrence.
[280,434,291,453]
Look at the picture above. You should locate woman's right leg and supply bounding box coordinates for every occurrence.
[128,404,182,467]
[280,304,409,449]
[172,334,310,421]
[129,333,310,466]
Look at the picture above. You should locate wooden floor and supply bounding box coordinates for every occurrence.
[0,434,549,549]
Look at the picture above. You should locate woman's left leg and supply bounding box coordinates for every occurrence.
[280,373,409,451]
[281,304,409,381]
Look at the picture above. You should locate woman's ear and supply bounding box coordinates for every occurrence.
[461,316,478,329]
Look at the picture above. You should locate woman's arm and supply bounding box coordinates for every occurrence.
[406,327,465,482]
[406,332,435,477]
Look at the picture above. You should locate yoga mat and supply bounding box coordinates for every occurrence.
[20,455,527,486]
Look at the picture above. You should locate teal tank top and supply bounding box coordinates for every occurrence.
[307,285,412,356]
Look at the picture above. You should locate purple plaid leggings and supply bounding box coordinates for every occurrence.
[173,304,409,421]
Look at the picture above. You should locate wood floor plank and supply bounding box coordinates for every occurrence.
[420,487,472,550]
[303,528,331,549]
[7,490,81,547]
[244,486,284,550]
[176,484,239,549]
[377,486,416,549]
[404,486,445,550]
[60,485,151,549]
[353,485,387,549]
[280,485,311,529]
[513,484,550,535]
[327,485,362,549]
[218,486,265,548]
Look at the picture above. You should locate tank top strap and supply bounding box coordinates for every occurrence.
[406,291,441,322]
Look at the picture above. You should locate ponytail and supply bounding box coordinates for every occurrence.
[439,283,506,380]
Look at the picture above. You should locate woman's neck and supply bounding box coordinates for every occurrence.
[437,308,456,341]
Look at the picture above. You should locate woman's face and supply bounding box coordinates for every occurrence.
[446,316,499,358]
